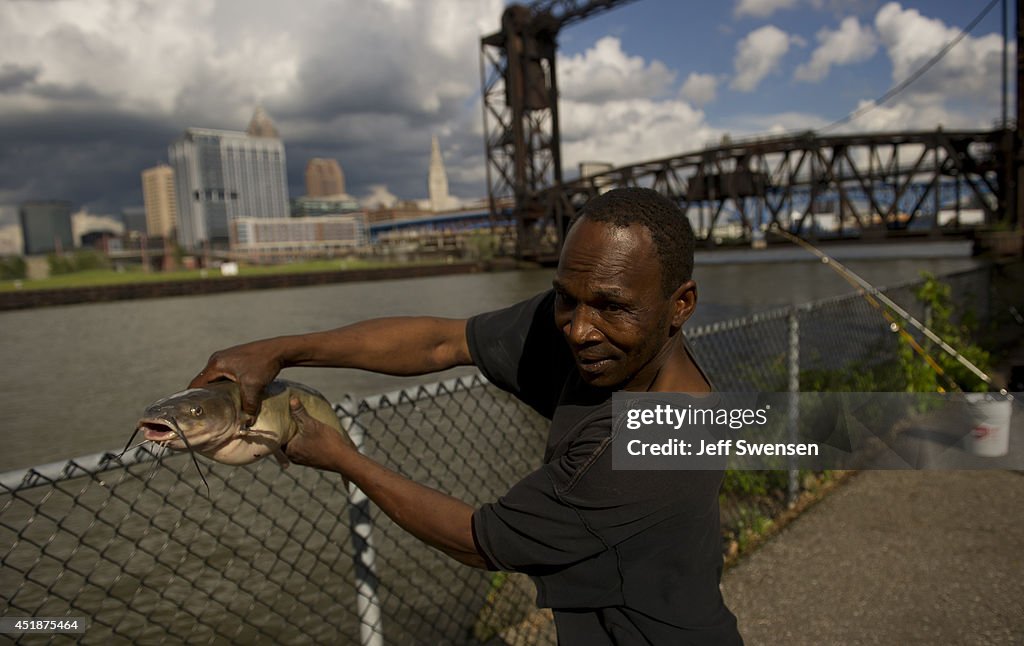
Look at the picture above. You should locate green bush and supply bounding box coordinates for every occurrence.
[720,470,789,496]
[72,250,110,271]
[46,250,111,275]
[800,355,904,392]
[798,273,992,394]
[47,253,75,275]
[897,273,991,393]
[465,231,499,260]
[0,256,26,280]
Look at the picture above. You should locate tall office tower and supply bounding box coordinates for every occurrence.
[19,200,73,255]
[305,158,345,197]
[428,135,450,212]
[141,164,178,238]
[168,107,289,250]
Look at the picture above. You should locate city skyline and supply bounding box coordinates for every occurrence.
[0,0,1011,220]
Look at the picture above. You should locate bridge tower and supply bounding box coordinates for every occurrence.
[480,1,636,260]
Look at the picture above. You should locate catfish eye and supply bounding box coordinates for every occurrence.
[190,406,204,417]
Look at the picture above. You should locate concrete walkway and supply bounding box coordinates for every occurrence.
[721,469,1023,644]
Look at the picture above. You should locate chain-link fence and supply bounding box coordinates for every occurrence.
[688,266,993,392]
[0,266,995,645]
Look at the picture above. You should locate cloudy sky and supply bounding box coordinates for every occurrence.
[0,0,1010,217]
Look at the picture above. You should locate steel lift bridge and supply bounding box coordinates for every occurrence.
[480,0,1022,259]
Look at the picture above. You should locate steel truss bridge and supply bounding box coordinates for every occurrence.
[546,128,1012,245]
[480,1,1022,258]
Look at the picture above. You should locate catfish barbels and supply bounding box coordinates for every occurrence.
[126,380,354,489]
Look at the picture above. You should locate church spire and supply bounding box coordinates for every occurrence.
[428,135,450,212]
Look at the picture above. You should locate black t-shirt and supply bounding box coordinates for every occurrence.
[467,290,742,645]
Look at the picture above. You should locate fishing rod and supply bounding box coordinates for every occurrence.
[767,223,1006,395]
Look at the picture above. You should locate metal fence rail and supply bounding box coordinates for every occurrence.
[0,267,994,645]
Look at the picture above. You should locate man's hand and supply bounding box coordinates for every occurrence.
[284,397,358,472]
[286,400,486,568]
[189,340,285,425]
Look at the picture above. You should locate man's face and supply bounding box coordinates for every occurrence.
[552,218,686,390]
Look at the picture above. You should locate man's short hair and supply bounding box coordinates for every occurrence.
[570,187,695,296]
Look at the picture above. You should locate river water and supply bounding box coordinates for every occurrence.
[0,245,982,472]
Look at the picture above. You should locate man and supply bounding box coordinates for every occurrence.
[190,187,742,644]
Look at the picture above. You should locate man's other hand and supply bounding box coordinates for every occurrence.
[284,397,358,474]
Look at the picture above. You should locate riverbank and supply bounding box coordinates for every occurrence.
[694,238,974,264]
[0,259,520,311]
[0,238,987,311]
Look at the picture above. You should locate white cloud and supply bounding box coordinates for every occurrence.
[556,40,724,173]
[837,97,980,133]
[0,0,292,120]
[0,0,504,126]
[724,111,830,134]
[874,2,1006,103]
[734,0,800,19]
[731,26,796,92]
[795,16,878,82]
[679,73,719,107]
[558,37,675,104]
[360,184,399,209]
[559,98,721,173]
[819,1,1015,134]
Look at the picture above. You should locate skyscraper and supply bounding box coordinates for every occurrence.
[168,107,289,250]
[19,200,73,255]
[428,135,451,212]
[141,163,178,238]
[305,158,345,197]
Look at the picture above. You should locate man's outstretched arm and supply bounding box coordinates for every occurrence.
[285,397,490,569]
[189,317,472,423]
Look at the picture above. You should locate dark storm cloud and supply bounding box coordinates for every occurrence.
[0,110,176,147]
[0,63,39,92]
[0,111,181,212]
[27,82,107,103]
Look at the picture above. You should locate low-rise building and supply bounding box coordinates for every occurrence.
[291,194,361,217]
[229,213,368,261]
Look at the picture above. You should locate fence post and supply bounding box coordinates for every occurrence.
[787,308,800,506]
[342,413,384,646]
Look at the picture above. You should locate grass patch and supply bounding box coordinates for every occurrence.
[0,257,459,292]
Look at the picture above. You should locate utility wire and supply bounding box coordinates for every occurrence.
[820,0,1002,133]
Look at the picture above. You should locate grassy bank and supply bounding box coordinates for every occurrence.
[0,257,455,292]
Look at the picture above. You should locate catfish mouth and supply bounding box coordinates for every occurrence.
[124,414,214,495]
[138,418,180,443]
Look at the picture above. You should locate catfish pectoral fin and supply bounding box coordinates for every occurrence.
[238,427,279,441]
